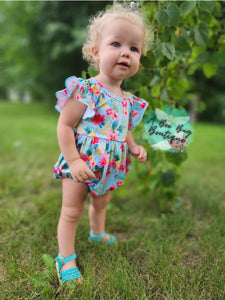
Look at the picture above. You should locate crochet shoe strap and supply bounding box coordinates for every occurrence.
[89,231,116,245]
[55,253,77,272]
[60,266,82,283]
[89,230,106,242]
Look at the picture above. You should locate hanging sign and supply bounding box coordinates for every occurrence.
[144,106,193,152]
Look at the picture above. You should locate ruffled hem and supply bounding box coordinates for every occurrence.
[55,76,96,119]
[128,93,149,130]
[54,135,131,196]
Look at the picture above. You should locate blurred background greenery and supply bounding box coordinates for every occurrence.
[1,2,225,297]
[0,0,224,124]
[0,1,109,101]
[1,0,225,211]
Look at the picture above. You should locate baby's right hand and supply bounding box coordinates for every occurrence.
[69,159,96,183]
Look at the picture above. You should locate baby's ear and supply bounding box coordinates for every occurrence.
[92,46,99,61]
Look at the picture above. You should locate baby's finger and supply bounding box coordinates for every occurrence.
[73,175,81,183]
[139,154,147,162]
[81,172,90,181]
[86,169,96,179]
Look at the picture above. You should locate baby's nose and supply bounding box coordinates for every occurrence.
[120,47,130,57]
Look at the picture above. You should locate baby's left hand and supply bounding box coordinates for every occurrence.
[129,145,147,162]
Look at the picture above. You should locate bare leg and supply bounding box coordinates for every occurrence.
[89,191,111,241]
[57,178,88,274]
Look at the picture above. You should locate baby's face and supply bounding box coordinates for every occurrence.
[93,18,144,82]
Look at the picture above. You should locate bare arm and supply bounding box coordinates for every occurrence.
[57,89,85,164]
[127,131,147,162]
[57,89,95,181]
[127,131,137,149]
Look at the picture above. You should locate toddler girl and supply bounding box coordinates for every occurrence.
[54,3,151,284]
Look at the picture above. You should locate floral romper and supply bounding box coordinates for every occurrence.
[54,76,148,196]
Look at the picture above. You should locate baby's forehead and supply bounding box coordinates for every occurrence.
[101,17,144,37]
[104,16,143,30]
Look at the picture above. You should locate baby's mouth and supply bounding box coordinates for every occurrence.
[117,62,129,68]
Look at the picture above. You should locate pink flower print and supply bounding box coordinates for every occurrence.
[90,160,96,169]
[120,143,124,150]
[63,88,69,96]
[126,96,132,103]
[140,102,147,109]
[106,109,118,119]
[128,121,132,130]
[106,108,113,115]
[94,90,102,97]
[80,154,89,163]
[121,101,128,117]
[131,110,140,119]
[91,190,98,196]
[94,169,102,180]
[106,169,111,176]
[99,152,109,167]
[96,81,103,88]
[91,112,105,125]
[110,185,116,191]
[77,94,82,101]
[126,156,131,165]
[88,87,93,94]
[54,165,61,175]
[108,130,119,141]
[122,101,127,108]
[91,137,100,145]
[113,110,118,120]
[119,164,126,172]
[110,159,117,168]
[117,181,123,187]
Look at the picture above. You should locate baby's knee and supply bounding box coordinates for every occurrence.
[91,191,111,210]
[61,206,83,222]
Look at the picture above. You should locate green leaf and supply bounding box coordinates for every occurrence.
[194,23,209,47]
[165,151,188,166]
[173,197,185,209]
[141,51,156,70]
[42,254,55,269]
[156,9,168,26]
[203,63,217,78]
[160,169,176,187]
[151,83,161,97]
[174,36,191,52]
[167,3,180,26]
[161,43,175,60]
[198,1,215,13]
[180,0,196,16]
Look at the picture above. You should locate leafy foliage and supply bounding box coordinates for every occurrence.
[0,1,224,210]
[123,0,225,211]
[0,1,108,100]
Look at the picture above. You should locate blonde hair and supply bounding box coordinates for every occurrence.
[82,3,152,70]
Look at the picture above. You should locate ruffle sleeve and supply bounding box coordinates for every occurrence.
[128,94,149,130]
[55,76,96,119]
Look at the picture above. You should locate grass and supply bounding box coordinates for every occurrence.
[0,102,224,299]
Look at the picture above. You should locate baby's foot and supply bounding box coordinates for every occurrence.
[55,253,82,284]
[57,259,83,285]
[101,233,111,242]
[89,231,117,245]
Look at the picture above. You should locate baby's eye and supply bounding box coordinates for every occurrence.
[130,47,139,52]
[112,42,120,48]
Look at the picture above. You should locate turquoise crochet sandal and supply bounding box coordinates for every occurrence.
[55,253,82,284]
[89,230,117,246]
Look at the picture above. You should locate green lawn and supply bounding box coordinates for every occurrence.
[0,102,224,299]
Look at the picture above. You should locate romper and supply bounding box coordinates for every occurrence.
[54,76,148,196]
